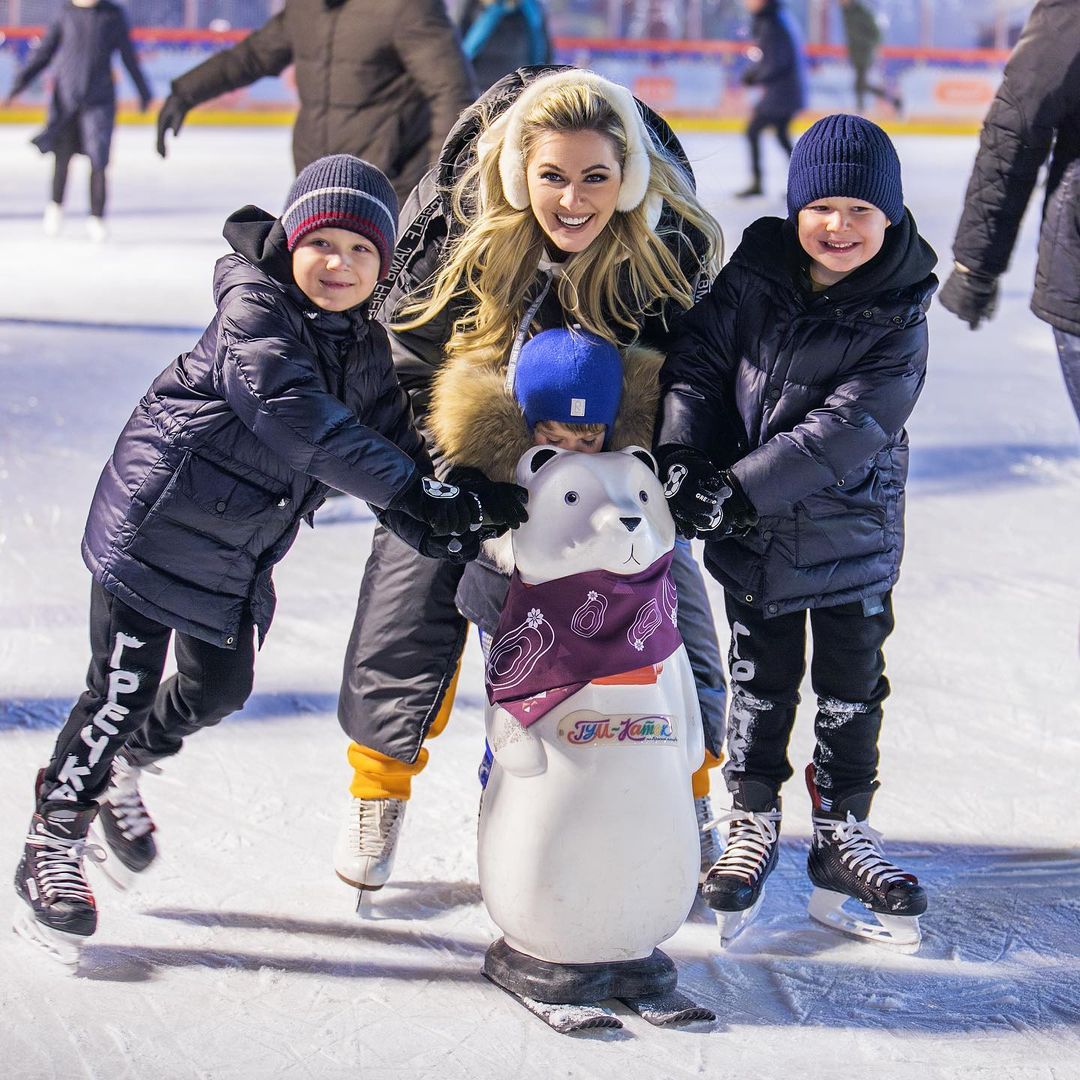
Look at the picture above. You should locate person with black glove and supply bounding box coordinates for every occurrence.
[939,0,1080,425]
[156,93,191,158]
[656,445,758,539]
[388,472,484,537]
[938,263,999,330]
[445,466,529,535]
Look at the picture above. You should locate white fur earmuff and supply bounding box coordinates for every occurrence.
[476,69,663,229]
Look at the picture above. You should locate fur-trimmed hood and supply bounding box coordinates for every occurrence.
[428,342,665,483]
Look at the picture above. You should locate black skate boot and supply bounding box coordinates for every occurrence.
[96,754,159,885]
[700,780,782,945]
[13,800,106,967]
[694,794,720,883]
[806,767,926,950]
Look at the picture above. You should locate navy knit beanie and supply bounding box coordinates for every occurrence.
[786,114,903,225]
[282,155,398,277]
[513,328,623,438]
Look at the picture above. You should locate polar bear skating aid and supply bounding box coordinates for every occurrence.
[478,446,707,1011]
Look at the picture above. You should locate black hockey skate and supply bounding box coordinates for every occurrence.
[13,800,106,968]
[700,780,782,945]
[95,755,159,887]
[805,766,926,950]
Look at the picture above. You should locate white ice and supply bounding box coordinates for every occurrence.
[1,124,1079,1079]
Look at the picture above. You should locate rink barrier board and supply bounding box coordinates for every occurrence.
[0,30,1004,133]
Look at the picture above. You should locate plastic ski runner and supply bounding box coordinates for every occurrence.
[618,990,716,1026]
[485,975,622,1033]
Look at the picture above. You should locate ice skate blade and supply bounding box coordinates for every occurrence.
[88,826,145,892]
[353,886,384,918]
[807,887,922,951]
[714,894,765,947]
[12,906,85,970]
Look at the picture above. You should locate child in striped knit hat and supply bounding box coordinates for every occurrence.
[12,155,527,963]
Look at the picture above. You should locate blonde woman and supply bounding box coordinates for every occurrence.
[336,66,742,896]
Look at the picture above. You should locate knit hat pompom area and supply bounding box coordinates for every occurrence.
[786,114,904,225]
[512,327,624,437]
[281,154,399,278]
[475,69,663,229]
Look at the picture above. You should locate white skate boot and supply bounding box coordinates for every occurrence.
[334,797,406,912]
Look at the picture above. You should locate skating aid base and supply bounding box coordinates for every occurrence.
[12,905,85,970]
[807,886,922,951]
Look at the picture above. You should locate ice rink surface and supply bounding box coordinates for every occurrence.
[1,124,1079,1079]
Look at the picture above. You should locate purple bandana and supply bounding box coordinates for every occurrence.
[486,551,682,726]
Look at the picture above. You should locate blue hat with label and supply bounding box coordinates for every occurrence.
[787,113,904,225]
[513,328,623,439]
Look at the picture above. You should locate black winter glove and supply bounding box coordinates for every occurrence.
[445,466,529,535]
[938,264,999,329]
[156,93,191,158]
[390,471,483,536]
[419,528,481,564]
[656,446,758,540]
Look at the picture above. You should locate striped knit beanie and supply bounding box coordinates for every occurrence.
[281,155,398,277]
[786,114,903,225]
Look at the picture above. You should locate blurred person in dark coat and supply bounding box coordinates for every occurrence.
[737,0,807,199]
[839,0,902,115]
[458,0,552,93]
[155,0,477,205]
[5,0,152,241]
[938,0,1080,427]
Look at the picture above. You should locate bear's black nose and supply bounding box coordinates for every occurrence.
[620,516,642,532]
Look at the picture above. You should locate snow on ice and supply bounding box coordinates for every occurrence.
[1,124,1079,1079]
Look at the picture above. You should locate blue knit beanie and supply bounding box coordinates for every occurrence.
[513,328,623,438]
[282,154,398,277]
[786,114,904,225]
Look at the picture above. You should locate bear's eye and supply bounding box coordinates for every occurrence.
[564,491,579,505]
[639,490,649,503]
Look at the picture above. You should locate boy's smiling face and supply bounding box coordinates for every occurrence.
[797,197,890,287]
[291,227,381,312]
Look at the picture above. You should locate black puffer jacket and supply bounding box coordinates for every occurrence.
[949,0,1080,334]
[169,0,476,201]
[82,208,429,648]
[373,64,712,423]
[657,213,937,616]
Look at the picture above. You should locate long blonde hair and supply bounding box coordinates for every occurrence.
[393,79,724,366]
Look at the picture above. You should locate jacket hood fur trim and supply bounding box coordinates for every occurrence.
[428,342,664,484]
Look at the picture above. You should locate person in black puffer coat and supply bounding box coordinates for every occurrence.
[736,0,807,198]
[12,155,522,956]
[154,0,477,206]
[656,116,937,948]
[333,66,734,896]
[938,0,1080,427]
[4,0,152,239]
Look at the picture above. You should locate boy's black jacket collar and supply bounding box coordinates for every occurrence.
[730,209,938,304]
[221,204,372,333]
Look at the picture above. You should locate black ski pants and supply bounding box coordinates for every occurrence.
[745,108,795,187]
[42,581,255,806]
[722,590,894,802]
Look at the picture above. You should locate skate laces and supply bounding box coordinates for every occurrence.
[105,758,158,839]
[704,806,781,882]
[815,812,909,888]
[351,798,405,859]
[28,827,106,903]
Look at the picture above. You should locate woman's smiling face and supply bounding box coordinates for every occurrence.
[525,129,622,255]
